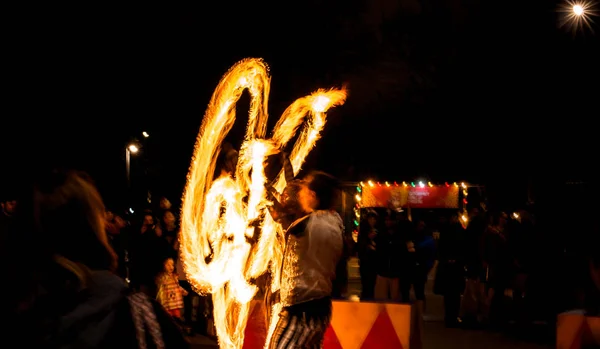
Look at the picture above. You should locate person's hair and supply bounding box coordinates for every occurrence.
[365,210,378,219]
[305,171,340,210]
[2,170,117,345]
[32,169,116,273]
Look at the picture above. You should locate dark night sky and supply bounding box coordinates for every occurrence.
[3,1,599,210]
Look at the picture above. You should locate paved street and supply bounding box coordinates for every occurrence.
[188,323,552,349]
[189,258,554,348]
[421,322,552,349]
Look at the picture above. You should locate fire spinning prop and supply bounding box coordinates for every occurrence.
[180,58,346,349]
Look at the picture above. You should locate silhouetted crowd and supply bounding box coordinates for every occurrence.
[355,204,600,333]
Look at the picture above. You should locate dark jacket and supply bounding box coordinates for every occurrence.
[8,270,189,349]
[374,228,405,278]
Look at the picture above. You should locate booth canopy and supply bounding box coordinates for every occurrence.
[358,182,462,209]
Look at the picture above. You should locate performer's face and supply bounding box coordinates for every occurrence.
[298,177,317,213]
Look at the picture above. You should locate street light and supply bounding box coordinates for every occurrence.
[142,131,149,138]
[128,144,139,153]
[559,0,597,33]
[126,143,139,189]
[124,144,139,285]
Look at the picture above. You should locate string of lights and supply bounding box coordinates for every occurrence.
[352,180,471,239]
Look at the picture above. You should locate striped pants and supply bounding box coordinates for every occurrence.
[268,299,331,349]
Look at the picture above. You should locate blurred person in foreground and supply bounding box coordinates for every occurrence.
[268,171,344,349]
[2,169,188,348]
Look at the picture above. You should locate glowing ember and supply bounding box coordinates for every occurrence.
[180,58,346,349]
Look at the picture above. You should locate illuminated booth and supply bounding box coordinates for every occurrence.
[350,180,471,242]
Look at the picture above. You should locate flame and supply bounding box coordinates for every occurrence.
[180,58,346,349]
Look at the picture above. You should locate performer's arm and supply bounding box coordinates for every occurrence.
[265,188,285,222]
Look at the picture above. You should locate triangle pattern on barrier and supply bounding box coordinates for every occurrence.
[323,326,344,349]
[384,303,412,348]
[557,314,586,349]
[570,325,583,349]
[587,317,600,346]
[243,301,267,349]
[330,302,381,349]
[361,310,404,349]
[580,320,593,348]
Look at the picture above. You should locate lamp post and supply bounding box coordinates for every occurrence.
[125,131,150,208]
[125,143,139,189]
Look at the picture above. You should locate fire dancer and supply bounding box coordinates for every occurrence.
[268,171,344,349]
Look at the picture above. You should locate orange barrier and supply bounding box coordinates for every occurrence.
[243,300,420,349]
[556,314,600,349]
[243,300,268,349]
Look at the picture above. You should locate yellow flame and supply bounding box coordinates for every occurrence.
[180,58,346,349]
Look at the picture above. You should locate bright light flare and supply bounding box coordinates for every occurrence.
[559,0,598,34]
[180,58,346,349]
[128,144,139,153]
